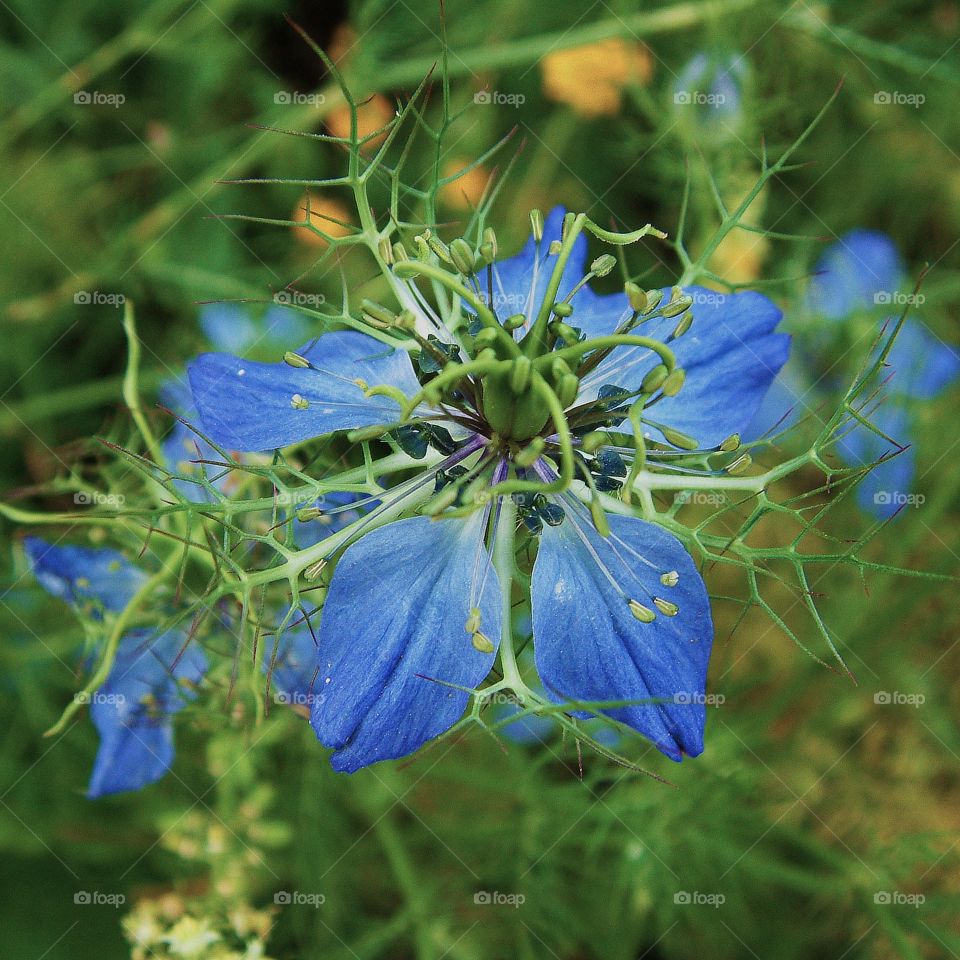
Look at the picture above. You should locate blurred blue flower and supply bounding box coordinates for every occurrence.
[747,230,960,518]
[672,52,747,131]
[24,537,146,615]
[25,538,207,798]
[262,620,318,710]
[87,628,206,798]
[187,207,788,772]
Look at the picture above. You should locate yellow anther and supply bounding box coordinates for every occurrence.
[628,599,656,623]
[471,631,495,654]
[653,597,679,617]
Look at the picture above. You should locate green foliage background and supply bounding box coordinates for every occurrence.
[1,0,958,957]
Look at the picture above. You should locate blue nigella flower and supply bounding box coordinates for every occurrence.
[24,538,207,797]
[187,207,789,772]
[747,230,960,518]
[24,536,146,615]
[672,52,747,132]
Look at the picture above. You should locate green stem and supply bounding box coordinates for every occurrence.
[545,333,676,375]
[393,261,520,356]
[44,569,168,737]
[493,495,523,690]
[521,213,586,357]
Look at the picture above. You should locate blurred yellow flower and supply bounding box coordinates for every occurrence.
[326,93,394,150]
[440,158,490,210]
[541,39,654,116]
[291,192,353,248]
[328,23,357,65]
[708,180,770,284]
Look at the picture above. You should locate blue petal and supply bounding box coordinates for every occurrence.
[88,717,175,799]
[261,305,313,347]
[490,206,588,329]
[263,621,318,708]
[742,361,815,442]
[199,304,260,355]
[492,700,556,745]
[25,538,147,614]
[200,304,314,355]
[310,514,501,772]
[531,509,713,760]
[809,230,903,320]
[673,53,746,128]
[187,330,422,452]
[87,629,207,798]
[579,286,789,448]
[835,402,917,519]
[882,321,960,401]
[159,379,234,502]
